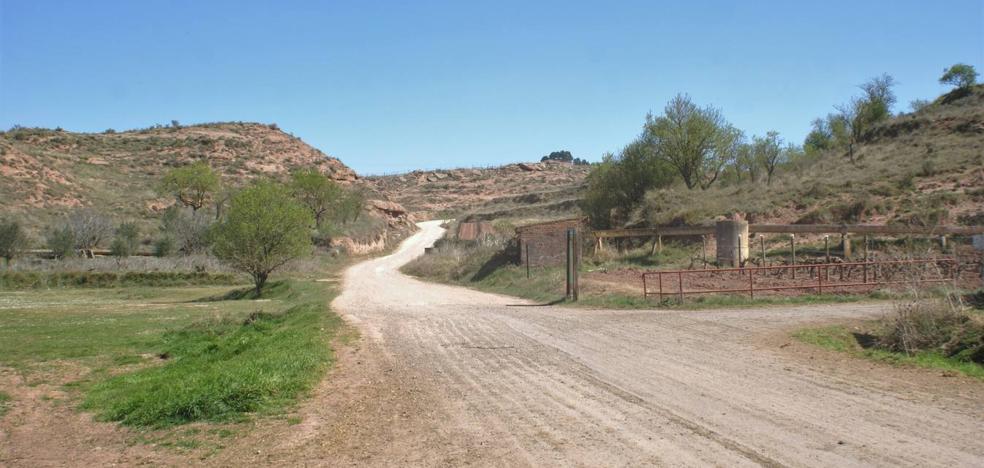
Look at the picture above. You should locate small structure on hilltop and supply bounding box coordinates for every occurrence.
[516,218,585,267]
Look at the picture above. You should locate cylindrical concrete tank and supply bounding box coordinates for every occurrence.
[715,220,749,267]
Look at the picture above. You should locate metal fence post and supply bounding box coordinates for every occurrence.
[790,234,796,280]
[701,235,707,267]
[737,234,743,275]
[677,270,684,303]
[566,228,579,301]
[566,230,573,300]
[760,235,766,267]
[525,244,530,279]
[749,269,754,299]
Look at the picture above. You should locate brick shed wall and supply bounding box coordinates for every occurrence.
[457,221,494,241]
[516,219,584,267]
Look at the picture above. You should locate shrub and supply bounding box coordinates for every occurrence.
[0,218,29,267]
[897,173,916,191]
[878,297,984,364]
[110,222,140,261]
[153,237,175,257]
[46,226,76,259]
[919,159,937,177]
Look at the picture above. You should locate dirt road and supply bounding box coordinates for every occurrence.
[227,220,984,467]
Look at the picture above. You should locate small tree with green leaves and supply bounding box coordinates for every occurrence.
[289,169,342,227]
[939,63,978,90]
[334,189,366,224]
[211,181,313,295]
[0,218,29,268]
[159,162,221,211]
[643,94,742,190]
[752,131,784,185]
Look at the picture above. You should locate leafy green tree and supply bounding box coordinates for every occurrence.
[803,74,896,163]
[643,94,741,190]
[939,63,978,89]
[836,74,896,163]
[289,169,342,227]
[110,222,140,261]
[0,218,29,268]
[732,142,757,184]
[580,139,675,228]
[210,181,313,295]
[804,117,833,156]
[159,162,221,211]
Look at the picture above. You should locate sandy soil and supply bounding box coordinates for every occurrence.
[4,221,983,466]
[217,221,984,467]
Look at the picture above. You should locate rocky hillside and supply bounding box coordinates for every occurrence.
[0,122,359,232]
[366,161,591,223]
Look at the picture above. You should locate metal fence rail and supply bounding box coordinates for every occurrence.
[642,258,958,301]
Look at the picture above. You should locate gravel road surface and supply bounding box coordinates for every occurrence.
[238,220,984,467]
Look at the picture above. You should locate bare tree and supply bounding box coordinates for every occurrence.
[160,205,213,254]
[67,208,113,258]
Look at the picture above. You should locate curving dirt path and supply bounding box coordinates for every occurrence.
[223,220,984,467]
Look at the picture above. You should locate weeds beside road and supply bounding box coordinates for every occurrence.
[794,294,984,379]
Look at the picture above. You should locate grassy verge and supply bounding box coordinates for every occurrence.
[0,271,240,290]
[0,278,346,428]
[793,324,984,380]
[81,280,340,427]
[0,391,10,417]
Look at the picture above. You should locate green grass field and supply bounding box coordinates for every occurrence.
[0,278,346,428]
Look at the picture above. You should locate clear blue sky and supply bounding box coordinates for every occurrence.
[2,1,982,174]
